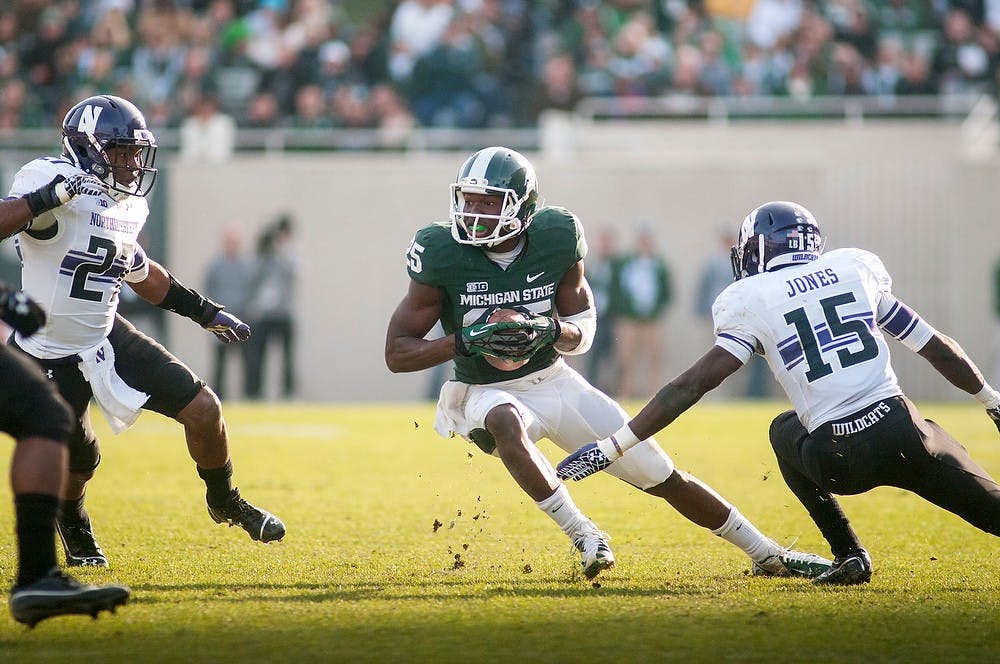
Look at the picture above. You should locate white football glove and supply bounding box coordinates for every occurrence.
[24,174,109,217]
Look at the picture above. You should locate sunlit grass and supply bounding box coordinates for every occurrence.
[1,402,997,661]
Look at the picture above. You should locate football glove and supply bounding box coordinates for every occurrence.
[23,174,109,217]
[521,315,562,353]
[556,442,615,482]
[455,320,531,359]
[988,407,1000,434]
[0,285,46,337]
[204,310,251,343]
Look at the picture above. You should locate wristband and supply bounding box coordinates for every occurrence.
[596,422,641,461]
[974,383,1000,410]
[23,177,68,217]
[157,273,221,326]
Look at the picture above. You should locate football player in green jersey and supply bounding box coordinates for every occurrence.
[386,147,831,580]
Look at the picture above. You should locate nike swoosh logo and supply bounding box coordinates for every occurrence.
[468,328,490,337]
[551,505,563,513]
[526,272,544,282]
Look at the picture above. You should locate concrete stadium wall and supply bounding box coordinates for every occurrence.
[165,121,999,402]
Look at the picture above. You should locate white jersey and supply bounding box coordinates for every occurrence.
[7,157,150,358]
[713,248,935,431]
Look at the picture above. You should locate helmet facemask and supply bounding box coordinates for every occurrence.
[449,146,539,248]
[449,181,533,247]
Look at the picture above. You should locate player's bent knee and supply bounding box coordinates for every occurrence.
[12,380,74,443]
[178,387,223,427]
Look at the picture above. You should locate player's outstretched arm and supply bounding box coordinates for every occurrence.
[132,260,250,343]
[557,346,743,481]
[917,333,1000,433]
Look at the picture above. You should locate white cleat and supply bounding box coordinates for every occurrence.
[572,526,615,580]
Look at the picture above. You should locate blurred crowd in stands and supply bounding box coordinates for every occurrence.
[2,0,999,134]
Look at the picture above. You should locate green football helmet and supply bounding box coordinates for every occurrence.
[450,146,539,247]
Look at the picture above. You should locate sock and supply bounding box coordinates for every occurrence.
[535,484,588,538]
[197,459,234,507]
[59,494,89,523]
[710,507,775,561]
[15,493,60,587]
[816,516,864,559]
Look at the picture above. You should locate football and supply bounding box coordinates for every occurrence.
[484,308,530,371]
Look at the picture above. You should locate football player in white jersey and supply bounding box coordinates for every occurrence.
[0,95,285,568]
[0,283,129,626]
[558,201,1000,585]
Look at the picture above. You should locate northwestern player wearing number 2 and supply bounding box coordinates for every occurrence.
[558,201,1000,585]
[386,147,831,580]
[0,95,284,568]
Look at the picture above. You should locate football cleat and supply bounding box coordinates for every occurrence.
[207,489,285,543]
[10,568,129,628]
[572,525,615,580]
[813,549,872,586]
[557,443,614,482]
[56,514,109,568]
[752,543,833,578]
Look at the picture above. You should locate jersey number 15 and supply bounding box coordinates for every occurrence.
[783,292,879,382]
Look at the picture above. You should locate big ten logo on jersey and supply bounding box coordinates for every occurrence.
[466,281,488,293]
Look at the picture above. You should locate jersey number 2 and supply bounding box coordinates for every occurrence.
[783,292,878,382]
[70,236,117,302]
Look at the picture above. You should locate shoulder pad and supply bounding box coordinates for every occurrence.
[9,158,82,197]
[408,222,460,283]
[530,206,586,262]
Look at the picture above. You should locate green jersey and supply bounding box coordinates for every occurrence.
[406,206,587,384]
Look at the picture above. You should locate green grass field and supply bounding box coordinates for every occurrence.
[2,401,998,662]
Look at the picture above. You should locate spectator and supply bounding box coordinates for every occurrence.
[0,0,990,131]
[694,226,771,399]
[584,227,620,395]
[387,0,455,84]
[204,228,253,400]
[612,224,672,400]
[245,215,298,400]
[528,52,583,123]
[290,83,332,129]
[179,93,237,162]
[993,257,1000,387]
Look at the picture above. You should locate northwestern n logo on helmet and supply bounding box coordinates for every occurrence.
[78,105,103,136]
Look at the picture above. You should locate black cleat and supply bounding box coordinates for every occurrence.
[207,488,285,543]
[813,549,873,586]
[56,514,109,568]
[10,568,129,628]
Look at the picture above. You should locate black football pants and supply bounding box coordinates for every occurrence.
[769,395,1000,557]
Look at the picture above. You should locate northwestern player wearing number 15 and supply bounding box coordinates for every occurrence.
[0,95,284,568]
[386,148,831,581]
[558,201,1000,585]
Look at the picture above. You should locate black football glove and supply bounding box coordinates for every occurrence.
[988,407,1000,435]
[23,174,109,217]
[0,285,46,336]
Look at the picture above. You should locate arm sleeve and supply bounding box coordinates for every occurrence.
[124,244,150,283]
[876,292,936,352]
[711,287,756,364]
